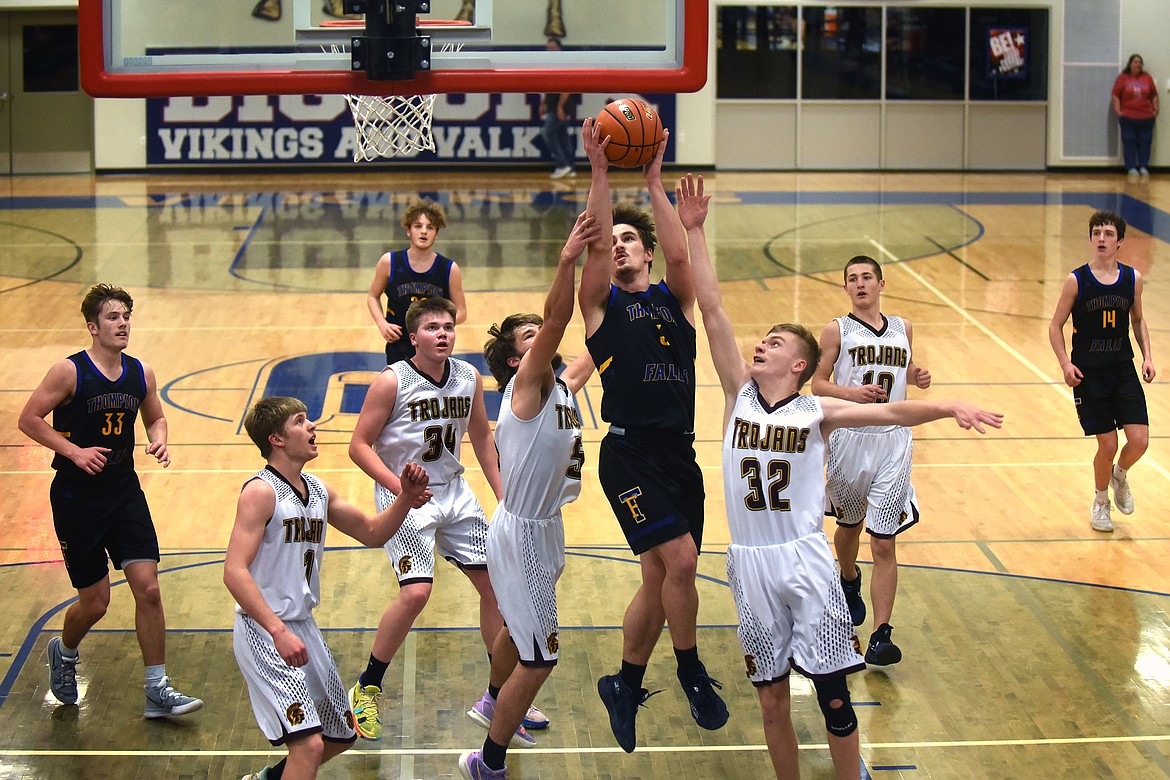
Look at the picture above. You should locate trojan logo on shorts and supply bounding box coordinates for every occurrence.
[546,631,559,654]
[618,487,645,523]
[398,555,413,575]
[744,654,757,677]
[286,702,306,726]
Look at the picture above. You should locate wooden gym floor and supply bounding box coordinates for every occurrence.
[0,168,1166,778]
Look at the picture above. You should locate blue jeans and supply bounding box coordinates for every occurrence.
[1119,116,1155,170]
[541,112,575,169]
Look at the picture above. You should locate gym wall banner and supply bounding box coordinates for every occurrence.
[145,93,677,166]
[987,27,1027,80]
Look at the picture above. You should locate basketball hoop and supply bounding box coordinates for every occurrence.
[321,20,466,162]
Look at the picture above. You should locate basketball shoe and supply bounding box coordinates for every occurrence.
[1091,498,1114,532]
[144,676,203,718]
[521,704,549,730]
[467,691,537,748]
[678,662,729,730]
[1111,472,1134,514]
[597,673,657,753]
[47,637,78,705]
[840,566,866,627]
[865,623,902,666]
[349,682,382,740]
[459,750,506,779]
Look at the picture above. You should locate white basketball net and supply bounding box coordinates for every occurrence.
[328,40,462,162]
[345,92,439,161]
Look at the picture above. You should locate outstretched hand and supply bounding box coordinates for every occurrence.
[951,402,1003,434]
[563,211,601,261]
[582,117,609,170]
[642,128,669,185]
[676,173,710,231]
[399,462,431,508]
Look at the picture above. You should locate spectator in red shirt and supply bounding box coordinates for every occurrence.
[1112,54,1159,181]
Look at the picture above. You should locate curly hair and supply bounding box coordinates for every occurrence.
[401,197,448,231]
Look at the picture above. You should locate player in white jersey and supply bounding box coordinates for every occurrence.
[457,213,599,780]
[678,174,1001,779]
[226,396,430,780]
[347,296,511,743]
[812,255,932,667]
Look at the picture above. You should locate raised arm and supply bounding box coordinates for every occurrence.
[348,369,404,495]
[1047,272,1083,388]
[579,117,613,337]
[325,463,431,547]
[223,478,307,667]
[18,359,111,475]
[677,173,748,411]
[511,212,599,420]
[467,369,503,501]
[645,131,695,322]
[821,396,1003,436]
[559,351,595,395]
[139,361,170,467]
[1131,270,1156,382]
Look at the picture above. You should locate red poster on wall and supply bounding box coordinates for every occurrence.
[988,27,1027,79]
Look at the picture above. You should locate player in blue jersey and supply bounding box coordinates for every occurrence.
[366,197,468,364]
[19,284,202,718]
[1049,210,1156,533]
[578,119,726,752]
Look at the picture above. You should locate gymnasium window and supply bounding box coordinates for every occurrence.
[801,6,882,100]
[23,25,80,93]
[716,6,798,99]
[885,7,965,100]
[968,8,1049,101]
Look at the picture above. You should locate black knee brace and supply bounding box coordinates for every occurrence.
[813,675,857,737]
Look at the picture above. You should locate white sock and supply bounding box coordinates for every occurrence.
[1095,489,1109,504]
[1113,465,1128,481]
[60,640,78,657]
[146,664,166,685]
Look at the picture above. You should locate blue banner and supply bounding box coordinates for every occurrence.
[145,93,677,166]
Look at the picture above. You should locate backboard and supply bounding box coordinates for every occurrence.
[79,0,708,97]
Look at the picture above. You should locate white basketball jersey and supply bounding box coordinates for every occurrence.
[236,467,328,623]
[722,384,827,547]
[374,358,478,485]
[832,313,911,434]
[496,376,583,519]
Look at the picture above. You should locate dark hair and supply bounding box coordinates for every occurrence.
[1123,54,1144,75]
[401,197,448,231]
[244,396,307,459]
[1088,210,1127,240]
[81,284,134,323]
[612,202,657,254]
[843,255,882,282]
[483,313,544,391]
[405,296,458,334]
[768,323,822,388]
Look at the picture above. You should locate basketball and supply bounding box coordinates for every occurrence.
[595,99,664,169]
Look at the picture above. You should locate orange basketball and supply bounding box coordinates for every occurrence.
[595,99,664,169]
